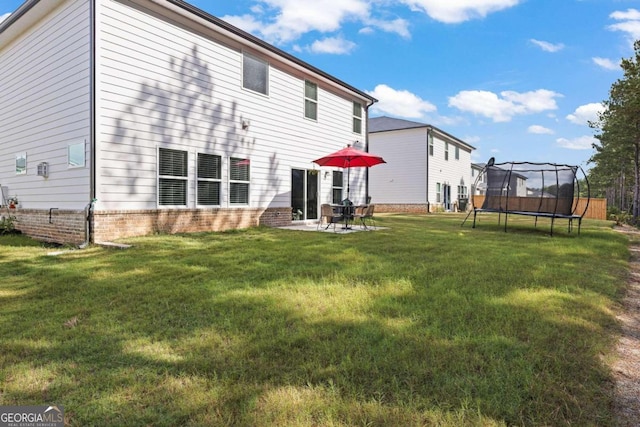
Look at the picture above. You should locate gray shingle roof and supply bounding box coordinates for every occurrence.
[368,116,428,133]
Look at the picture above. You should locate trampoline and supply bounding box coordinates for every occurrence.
[463,158,590,235]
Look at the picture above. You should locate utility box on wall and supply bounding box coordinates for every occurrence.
[37,162,49,178]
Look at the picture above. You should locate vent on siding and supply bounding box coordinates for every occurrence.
[37,162,49,178]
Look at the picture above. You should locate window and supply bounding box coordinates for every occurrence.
[68,142,85,168]
[197,153,221,206]
[436,182,441,203]
[332,171,343,204]
[15,153,26,175]
[158,148,188,206]
[455,146,460,160]
[428,133,434,156]
[444,142,449,161]
[352,101,362,134]
[230,157,250,204]
[457,185,468,199]
[304,80,318,120]
[243,52,268,95]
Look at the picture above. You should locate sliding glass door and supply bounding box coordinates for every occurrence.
[291,169,318,221]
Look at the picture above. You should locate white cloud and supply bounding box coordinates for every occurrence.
[0,12,10,24]
[528,125,554,134]
[530,39,564,52]
[556,136,597,150]
[365,17,411,38]
[367,84,437,118]
[592,57,619,70]
[448,89,561,122]
[608,9,640,43]
[222,0,409,48]
[398,0,520,24]
[610,9,640,21]
[566,103,604,125]
[308,36,356,54]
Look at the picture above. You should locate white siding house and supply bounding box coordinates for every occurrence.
[368,116,474,212]
[0,0,376,243]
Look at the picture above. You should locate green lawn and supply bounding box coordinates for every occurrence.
[0,214,630,426]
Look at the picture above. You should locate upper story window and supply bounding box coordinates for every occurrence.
[428,133,434,156]
[352,101,362,134]
[197,153,221,206]
[444,142,449,161]
[304,80,318,120]
[455,146,460,160]
[158,148,188,206]
[243,52,268,95]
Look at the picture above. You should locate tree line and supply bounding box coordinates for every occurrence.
[590,40,640,223]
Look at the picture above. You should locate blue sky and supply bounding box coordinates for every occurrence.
[2,0,639,168]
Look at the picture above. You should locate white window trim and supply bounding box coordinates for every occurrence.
[157,147,189,208]
[242,51,269,96]
[68,141,86,169]
[15,153,26,175]
[304,80,318,121]
[353,101,362,134]
[229,157,250,206]
[196,152,222,207]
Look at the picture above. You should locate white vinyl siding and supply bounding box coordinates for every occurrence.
[95,0,371,210]
[0,0,91,209]
[369,126,473,207]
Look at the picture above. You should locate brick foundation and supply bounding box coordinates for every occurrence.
[375,203,469,214]
[375,204,431,214]
[92,207,293,242]
[5,207,293,245]
[7,208,86,245]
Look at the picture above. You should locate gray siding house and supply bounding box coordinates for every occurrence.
[0,0,376,244]
[368,116,474,212]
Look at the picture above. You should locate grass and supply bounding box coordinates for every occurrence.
[0,213,630,426]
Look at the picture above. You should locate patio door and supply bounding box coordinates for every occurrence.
[443,184,452,211]
[291,169,318,221]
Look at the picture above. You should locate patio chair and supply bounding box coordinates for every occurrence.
[318,204,343,232]
[354,204,376,230]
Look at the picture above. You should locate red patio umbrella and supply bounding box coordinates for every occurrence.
[312,145,386,199]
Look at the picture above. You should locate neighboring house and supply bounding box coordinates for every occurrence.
[471,163,485,195]
[0,0,376,244]
[368,116,474,212]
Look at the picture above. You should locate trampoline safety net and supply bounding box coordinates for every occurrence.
[464,159,590,235]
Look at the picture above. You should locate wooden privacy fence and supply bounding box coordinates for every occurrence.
[471,196,607,220]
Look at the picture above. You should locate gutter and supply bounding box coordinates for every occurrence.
[0,0,40,35]
[364,99,377,203]
[426,126,431,213]
[79,0,97,248]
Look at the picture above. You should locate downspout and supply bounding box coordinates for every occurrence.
[364,99,375,203]
[426,126,431,213]
[81,0,97,248]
